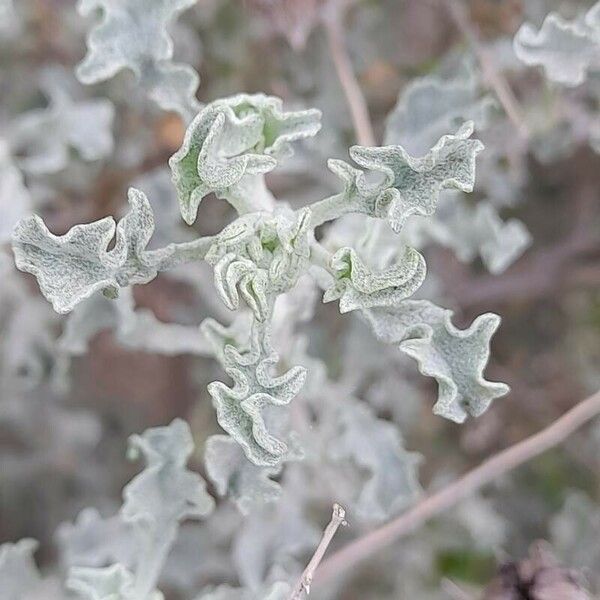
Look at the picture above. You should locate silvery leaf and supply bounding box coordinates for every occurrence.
[169,94,321,223]
[443,199,531,274]
[12,188,174,313]
[232,494,319,590]
[121,419,214,599]
[0,140,32,243]
[364,300,509,422]
[313,122,483,233]
[195,582,291,600]
[385,67,495,155]
[202,318,306,467]
[67,564,164,600]
[122,419,214,529]
[327,401,421,521]
[0,539,43,600]
[76,0,201,120]
[207,209,312,321]
[9,71,114,175]
[205,435,282,515]
[514,2,600,86]
[56,508,135,571]
[323,245,426,312]
[350,122,483,232]
[59,287,213,356]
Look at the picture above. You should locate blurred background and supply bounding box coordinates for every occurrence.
[0,0,599,598]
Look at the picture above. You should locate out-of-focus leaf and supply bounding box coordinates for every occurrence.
[10,70,114,175]
[76,0,201,120]
[385,67,495,155]
[364,300,509,422]
[204,435,282,515]
[514,2,600,86]
[328,401,421,521]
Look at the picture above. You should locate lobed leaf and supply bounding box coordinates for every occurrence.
[514,2,600,87]
[122,419,214,529]
[324,245,426,312]
[385,66,495,155]
[76,0,200,119]
[364,300,509,422]
[328,401,421,521]
[9,69,114,175]
[12,188,174,313]
[202,318,306,467]
[315,122,483,232]
[204,435,283,515]
[169,94,321,223]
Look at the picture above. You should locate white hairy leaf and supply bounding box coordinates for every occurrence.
[9,70,114,174]
[323,245,426,312]
[122,419,214,530]
[206,208,312,321]
[76,0,201,119]
[313,122,483,233]
[0,539,43,600]
[12,188,174,313]
[363,300,509,422]
[385,67,495,155]
[0,140,32,243]
[169,94,321,223]
[68,564,164,600]
[443,199,531,274]
[56,508,135,571]
[328,401,421,521]
[58,287,213,357]
[195,582,291,600]
[514,2,600,86]
[202,318,305,467]
[231,493,319,590]
[205,435,282,515]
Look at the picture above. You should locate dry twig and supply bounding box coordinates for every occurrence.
[288,503,347,600]
[446,0,529,141]
[322,3,376,147]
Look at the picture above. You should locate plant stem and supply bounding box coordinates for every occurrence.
[446,0,529,141]
[314,389,600,584]
[288,503,347,600]
[323,6,376,147]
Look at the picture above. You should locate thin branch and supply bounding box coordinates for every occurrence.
[446,0,529,141]
[314,389,600,584]
[288,503,347,600]
[323,5,376,147]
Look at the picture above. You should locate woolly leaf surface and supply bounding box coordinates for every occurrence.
[76,0,200,119]
[205,434,282,515]
[12,188,174,313]
[202,318,305,467]
[514,3,600,86]
[364,300,509,422]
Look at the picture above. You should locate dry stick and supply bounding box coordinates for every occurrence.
[315,389,600,584]
[288,504,348,600]
[323,12,376,147]
[446,0,530,141]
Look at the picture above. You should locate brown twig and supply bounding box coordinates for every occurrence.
[446,0,529,141]
[314,389,600,584]
[322,4,376,147]
[288,503,347,600]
